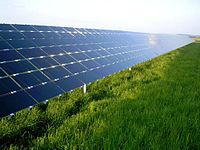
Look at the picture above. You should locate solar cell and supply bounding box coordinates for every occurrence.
[18,47,48,58]
[84,51,101,58]
[0,91,36,117]
[75,45,92,51]
[75,70,99,84]
[81,60,100,69]
[33,25,52,31]
[55,76,83,92]
[95,57,112,66]
[0,23,193,117]
[64,27,77,32]
[0,77,21,95]
[22,31,44,39]
[26,82,63,102]
[0,68,7,77]
[61,45,80,53]
[0,24,15,31]
[0,31,24,40]
[13,24,36,31]
[0,40,12,50]
[13,72,44,88]
[90,67,111,79]
[0,60,36,75]
[49,26,65,32]
[8,39,36,49]
[70,52,90,61]
[41,46,64,55]
[64,62,87,74]
[30,71,50,82]
[0,50,23,62]
[115,53,128,60]
[53,38,75,45]
[42,32,60,38]
[42,66,71,80]
[58,32,73,38]
[30,57,58,68]
[32,39,55,47]
[106,55,119,63]
[53,54,76,64]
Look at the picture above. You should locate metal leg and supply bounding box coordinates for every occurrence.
[83,84,87,93]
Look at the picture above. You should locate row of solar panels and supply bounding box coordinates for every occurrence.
[0,24,193,117]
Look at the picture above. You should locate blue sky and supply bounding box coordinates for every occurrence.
[0,0,199,35]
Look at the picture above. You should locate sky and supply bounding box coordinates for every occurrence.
[0,0,199,35]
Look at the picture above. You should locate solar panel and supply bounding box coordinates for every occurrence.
[0,23,193,117]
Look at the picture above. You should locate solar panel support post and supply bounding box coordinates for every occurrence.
[9,113,15,118]
[129,68,131,71]
[83,84,87,94]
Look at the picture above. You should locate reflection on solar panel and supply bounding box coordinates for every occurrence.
[0,23,193,117]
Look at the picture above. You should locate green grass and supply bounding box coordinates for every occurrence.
[193,37,200,43]
[1,42,200,149]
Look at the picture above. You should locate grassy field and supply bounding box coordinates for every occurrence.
[0,41,200,149]
[194,37,200,43]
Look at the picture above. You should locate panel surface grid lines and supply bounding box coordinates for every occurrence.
[0,23,193,117]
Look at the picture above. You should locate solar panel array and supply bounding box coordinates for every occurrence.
[0,24,193,117]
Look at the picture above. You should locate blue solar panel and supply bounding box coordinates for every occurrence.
[0,60,37,75]
[0,77,21,95]
[13,72,48,88]
[42,66,71,80]
[53,55,76,64]
[0,40,12,50]
[0,23,193,117]
[0,50,23,62]
[81,60,100,69]
[13,24,36,31]
[0,68,6,77]
[0,24,15,31]
[18,48,48,58]
[22,31,44,39]
[0,31,24,40]
[64,63,87,74]
[8,39,36,48]
[0,91,36,117]
[55,76,83,92]
[30,57,59,68]
[26,82,63,102]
